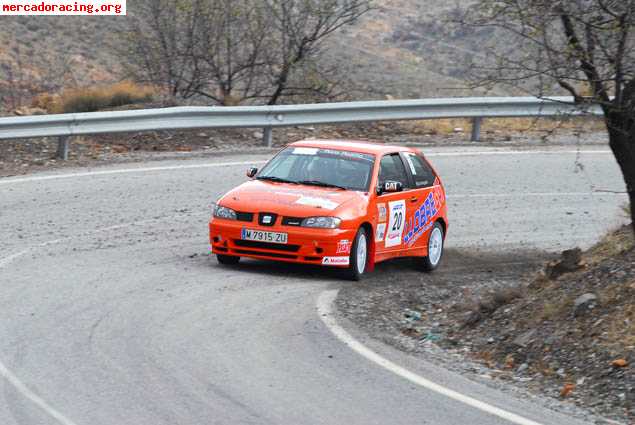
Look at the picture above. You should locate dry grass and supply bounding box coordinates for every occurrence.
[33,81,155,114]
[584,224,634,266]
[538,296,575,322]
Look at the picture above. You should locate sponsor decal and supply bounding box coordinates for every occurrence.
[377,203,387,222]
[384,181,401,192]
[293,147,319,155]
[385,200,406,248]
[336,239,352,254]
[432,184,445,207]
[295,196,339,210]
[404,192,439,246]
[317,149,374,162]
[376,223,387,242]
[322,256,350,265]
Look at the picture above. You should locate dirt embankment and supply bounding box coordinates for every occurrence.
[337,226,634,423]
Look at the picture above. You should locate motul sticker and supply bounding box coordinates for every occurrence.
[385,200,406,248]
[377,203,387,222]
[322,256,350,265]
[336,239,351,254]
[376,223,386,242]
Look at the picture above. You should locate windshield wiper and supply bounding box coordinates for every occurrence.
[297,180,346,190]
[256,176,298,184]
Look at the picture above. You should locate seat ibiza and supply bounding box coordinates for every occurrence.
[209,140,448,280]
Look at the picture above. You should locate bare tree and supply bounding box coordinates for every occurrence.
[262,0,372,105]
[186,0,271,105]
[459,0,635,232]
[125,0,199,103]
[125,0,372,105]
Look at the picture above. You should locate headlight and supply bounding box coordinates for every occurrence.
[301,216,341,229]
[213,203,237,220]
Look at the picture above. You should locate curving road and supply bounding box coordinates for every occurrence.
[0,145,628,425]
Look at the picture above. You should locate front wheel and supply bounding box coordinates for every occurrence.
[420,222,444,272]
[217,254,240,265]
[342,227,369,281]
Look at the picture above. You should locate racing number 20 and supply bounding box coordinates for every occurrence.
[392,211,403,231]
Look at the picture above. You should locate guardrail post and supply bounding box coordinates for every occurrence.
[470,117,482,142]
[57,136,69,160]
[263,127,273,147]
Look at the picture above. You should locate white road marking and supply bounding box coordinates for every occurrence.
[0,362,79,425]
[0,249,30,269]
[448,191,626,199]
[0,240,77,425]
[0,215,198,425]
[0,160,266,185]
[0,149,613,186]
[0,149,615,424]
[317,289,545,425]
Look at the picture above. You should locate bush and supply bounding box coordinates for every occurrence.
[54,81,155,113]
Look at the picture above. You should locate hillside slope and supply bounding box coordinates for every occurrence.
[0,1,500,110]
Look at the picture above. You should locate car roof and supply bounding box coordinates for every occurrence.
[289,139,414,156]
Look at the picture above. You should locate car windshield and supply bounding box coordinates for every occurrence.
[257,146,375,192]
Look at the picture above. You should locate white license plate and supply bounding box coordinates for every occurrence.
[241,229,288,244]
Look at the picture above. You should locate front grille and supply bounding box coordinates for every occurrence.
[233,239,301,252]
[282,216,303,226]
[258,212,278,226]
[236,212,254,222]
[234,249,297,260]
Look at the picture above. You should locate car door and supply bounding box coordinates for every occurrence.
[400,151,441,253]
[374,153,416,258]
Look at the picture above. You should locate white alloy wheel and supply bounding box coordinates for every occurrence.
[421,222,444,272]
[356,233,367,275]
[428,227,443,267]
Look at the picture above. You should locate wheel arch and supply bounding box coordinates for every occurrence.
[435,217,447,239]
[360,222,375,272]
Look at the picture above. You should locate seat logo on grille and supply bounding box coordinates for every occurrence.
[262,215,273,224]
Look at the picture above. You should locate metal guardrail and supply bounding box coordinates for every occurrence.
[0,96,604,159]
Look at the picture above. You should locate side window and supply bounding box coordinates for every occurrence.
[378,154,411,190]
[404,153,436,188]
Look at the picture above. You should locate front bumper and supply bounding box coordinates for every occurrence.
[209,219,355,267]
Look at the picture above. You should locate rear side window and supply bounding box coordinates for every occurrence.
[379,154,411,189]
[404,153,436,188]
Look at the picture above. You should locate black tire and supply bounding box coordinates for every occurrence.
[341,227,369,281]
[420,222,444,272]
[217,254,240,265]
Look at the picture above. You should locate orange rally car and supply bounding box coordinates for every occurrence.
[209,140,448,280]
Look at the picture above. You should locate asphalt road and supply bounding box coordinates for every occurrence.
[0,145,628,425]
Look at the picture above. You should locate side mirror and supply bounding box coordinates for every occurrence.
[246,167,258,178]
[378,180,403,195]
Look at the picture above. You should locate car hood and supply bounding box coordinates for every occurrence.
[219,180,367,216]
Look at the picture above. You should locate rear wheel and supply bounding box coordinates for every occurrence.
[342,227,368,281]
[217,254,240,265]
[420,222,444,272]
